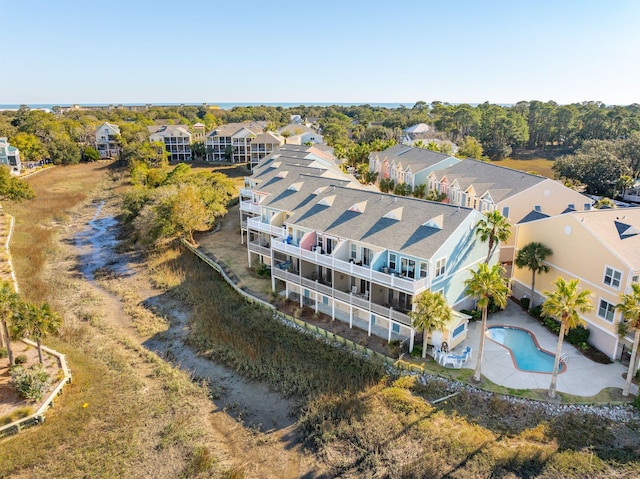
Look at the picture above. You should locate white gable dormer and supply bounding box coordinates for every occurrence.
[348,200,367,213]
[422,214,443,230]
[383,207,403,221]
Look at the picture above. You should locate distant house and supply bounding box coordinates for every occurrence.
[249,131,284,168]
[205,122,267,163]
[427,160,593,262]
[192,122,206,143]
[148,125,192,162]
[368,145,460,191]
[513,208,640,365]
[95,122,120,159]
[278,124,323,145]
[0,137,21,175]
[403,123,430,136]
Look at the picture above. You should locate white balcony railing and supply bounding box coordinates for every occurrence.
[246,217,286,237]
[240,200,260,214]
[239,187,253,197]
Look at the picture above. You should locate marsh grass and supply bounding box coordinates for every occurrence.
[0,164,237,479]
[164,242,640,476]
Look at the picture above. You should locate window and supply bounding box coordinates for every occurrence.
[603,266,622,289]
[371,314,376,325]
[453,323,465,338]
[633,275,639,284]
[419,261,428,278]
[392,323,400,333]
[502,206,510,218]
[598,299,616,322]
[434,258,446,278]
[534,205,542,213]
[350,243,357,260]
[389,253,397,271]
[322,296,329,305]
[584,203,591,211]
[568,203,575,210]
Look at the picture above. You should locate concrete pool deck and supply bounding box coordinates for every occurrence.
[456,301,639,398]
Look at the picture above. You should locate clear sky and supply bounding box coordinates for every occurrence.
[2,0,639,105]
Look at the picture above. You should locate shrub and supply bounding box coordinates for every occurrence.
[410,345,423,358]
[14,354,28,365]
[530,305,543,319]
[520,298,530,310]
[566,325,590,346]
[633,394,640,412]
[0,347,7,359]
[11,364,50,402]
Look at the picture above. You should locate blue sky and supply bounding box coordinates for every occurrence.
[2,0,639,105]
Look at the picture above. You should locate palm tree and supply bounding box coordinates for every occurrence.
[410,291,453,359]
[0,281,20,366]
[464,263,510,382]
[542,278,593,399]
[475,210,512,264]
[514,242,553,310]
[616,283,640,397]
[13,301,62,364]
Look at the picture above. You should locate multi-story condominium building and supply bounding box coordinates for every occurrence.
[205,122,267,163]
[148,125,192,162]
[369,145,460,190]
[513,208,640,367]
[0,137,21,175]
[95,122,121,159]
[240,145,490,352]
[427,159,593,262]
[249,131,284,168]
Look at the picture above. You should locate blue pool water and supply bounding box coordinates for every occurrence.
[486,326,564,373]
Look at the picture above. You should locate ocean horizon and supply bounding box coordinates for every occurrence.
[0,102,420,111]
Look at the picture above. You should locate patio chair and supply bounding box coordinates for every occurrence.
[432,346,442,363]
[464,346,472,360]
[454,352,469,369]
[441,354,458,368]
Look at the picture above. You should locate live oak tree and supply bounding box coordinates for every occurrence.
[0,166,35,202]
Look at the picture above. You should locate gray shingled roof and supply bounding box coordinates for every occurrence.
[207,121,267,137]
[433,159,546,203]
[285,186,477,258]
[370,145,457,174]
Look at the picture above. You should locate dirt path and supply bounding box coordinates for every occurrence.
[70,184,321,476]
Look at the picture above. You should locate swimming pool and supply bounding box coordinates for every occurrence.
[486,326,565,374]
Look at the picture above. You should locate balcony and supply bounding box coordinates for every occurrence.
[248,241,270,256]
[240,200,260,214]
[246,217,286,237]
[239,187,253,197]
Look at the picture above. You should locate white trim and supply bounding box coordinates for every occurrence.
[542,259,624,297]
[596,297,617,323]
[602,264,622,290]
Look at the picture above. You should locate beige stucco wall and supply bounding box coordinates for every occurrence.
[513,214,626,358]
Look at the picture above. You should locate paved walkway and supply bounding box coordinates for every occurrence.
[456,301,638,397]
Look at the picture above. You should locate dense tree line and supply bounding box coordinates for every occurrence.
[3,100,640,177]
